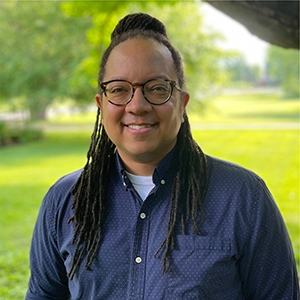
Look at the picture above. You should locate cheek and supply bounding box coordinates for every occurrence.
[101,104,123,127]
[166,101,185,124]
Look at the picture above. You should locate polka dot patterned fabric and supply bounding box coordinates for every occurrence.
[26,153,299,299]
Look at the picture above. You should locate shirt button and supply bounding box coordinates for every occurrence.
[160,179,166,185]
[135,256,142,264]
[140,213,146,219]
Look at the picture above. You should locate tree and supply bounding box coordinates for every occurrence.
[62,1,228,111]
[0,1,92,120]
[0,1,228,119]
[266,46,299,98]
[222,52,260,85]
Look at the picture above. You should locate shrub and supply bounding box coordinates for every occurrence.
[0,122,43,146]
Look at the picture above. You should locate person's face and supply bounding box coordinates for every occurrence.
[96,38,189,173]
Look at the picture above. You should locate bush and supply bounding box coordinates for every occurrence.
[17,127,43,143]
[0,122,43,146]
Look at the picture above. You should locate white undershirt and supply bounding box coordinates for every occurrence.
[125,171,155,201]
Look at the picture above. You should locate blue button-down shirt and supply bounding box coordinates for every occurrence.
[26,148,299,299]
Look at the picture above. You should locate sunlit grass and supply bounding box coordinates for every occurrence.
[189,91,299,124]
[0,132,90,299]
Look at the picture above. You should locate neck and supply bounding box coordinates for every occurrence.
[117,152,165,176]
[117,144,176,176]
[121,159,156,176]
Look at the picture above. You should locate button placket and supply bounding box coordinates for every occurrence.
[129,205,151,299]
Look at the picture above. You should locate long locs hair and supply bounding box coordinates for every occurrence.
[67,109,207,280]
[67,13,207,280]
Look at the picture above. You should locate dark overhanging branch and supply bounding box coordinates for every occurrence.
[205,0,299,49]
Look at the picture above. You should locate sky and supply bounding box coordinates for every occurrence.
[201,3,270,67]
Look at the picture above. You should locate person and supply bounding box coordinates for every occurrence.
[26,13,299,300]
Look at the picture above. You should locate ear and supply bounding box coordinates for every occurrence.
[95,93,102,109]
[183,92,189,108]
[181,92,189,123]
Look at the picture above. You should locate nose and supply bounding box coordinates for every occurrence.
[125,86,152,114]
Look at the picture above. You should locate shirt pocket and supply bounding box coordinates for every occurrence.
[166,235,238,300]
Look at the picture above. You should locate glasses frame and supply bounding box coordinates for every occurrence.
[100,78,183,106]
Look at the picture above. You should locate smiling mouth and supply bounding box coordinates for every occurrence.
[126,124,153,130]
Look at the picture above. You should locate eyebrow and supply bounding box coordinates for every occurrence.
[103,76,174,84]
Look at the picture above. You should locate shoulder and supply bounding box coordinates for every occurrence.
[203,156,278,242]
[206,155,263,187]
[41,169,82,212]
[32,170,82,241]
[49,169,82,195]
[205,155,269,212]
[204,155,282,228]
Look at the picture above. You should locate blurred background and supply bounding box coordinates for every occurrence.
[0,1,299,298]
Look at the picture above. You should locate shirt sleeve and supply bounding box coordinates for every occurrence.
[239,178,299,299]
[26,183,71,300]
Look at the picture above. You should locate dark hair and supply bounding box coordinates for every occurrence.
[99,13,185,88]
[68,13,207,280]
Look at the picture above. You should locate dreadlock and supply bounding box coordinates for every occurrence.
[68,13,207,280]
[153,112,207,273]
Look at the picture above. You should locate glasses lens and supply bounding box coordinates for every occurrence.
[144,79,171,104]
[105,81,132,105]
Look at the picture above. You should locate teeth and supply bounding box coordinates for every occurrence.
[128,125,151,130]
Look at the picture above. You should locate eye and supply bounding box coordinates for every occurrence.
[153,85,168,92]
[106,82,131,95]
[110,87,126,94]
[146,81,169,95]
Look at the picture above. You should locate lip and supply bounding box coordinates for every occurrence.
[126,124,152,130]
[124,123,156,134]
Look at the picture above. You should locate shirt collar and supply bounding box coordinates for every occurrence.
[115,146,178,187]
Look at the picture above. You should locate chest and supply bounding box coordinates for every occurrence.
[61,183,244,299]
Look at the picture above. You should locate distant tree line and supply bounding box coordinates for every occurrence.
[0,1,298,122]
[266,46,299,98]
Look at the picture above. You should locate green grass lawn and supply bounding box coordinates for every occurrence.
[0,91,299,298]
[189,90,300,124]
[0,132,91,298]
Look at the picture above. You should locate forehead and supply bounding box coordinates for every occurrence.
[104,37,176,81]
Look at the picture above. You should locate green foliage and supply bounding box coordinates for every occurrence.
[222,52,260,84]
[0,122,43,146]
[0,1,93,120]
[0,122,10,145]
[0,0,234,119]
[266,46,300,98]
[62,1,229,110]
[61,1,130,98]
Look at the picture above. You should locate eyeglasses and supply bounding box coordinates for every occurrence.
[100,78,182,106]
